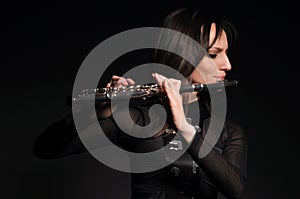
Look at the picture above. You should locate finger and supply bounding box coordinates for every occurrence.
[126,78,135,85]
[152,73,167,86]
[109,75,129,88]
[111,75,122,81]
[107,75,121,88]
[162,79,182,98]
[169,78,182,91]
[115,78,128,88]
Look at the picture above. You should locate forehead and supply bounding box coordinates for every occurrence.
[209,23,228,48]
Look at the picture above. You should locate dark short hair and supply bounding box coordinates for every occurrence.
[153,8,237,78]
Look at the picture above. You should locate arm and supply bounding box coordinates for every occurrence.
[152,73,247,198]
[33,112,119,159]
[33,113,84,159]
[33,75,135,159]
[188,121,247,199]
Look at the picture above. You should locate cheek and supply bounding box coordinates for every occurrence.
[189,57,219,83]
[199,63,218,75]
[211,59,221,69]
[198,56,219,73]
[188,69,203,83]
[189,67,210,83]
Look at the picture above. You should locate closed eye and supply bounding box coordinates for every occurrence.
[209,54,217,59]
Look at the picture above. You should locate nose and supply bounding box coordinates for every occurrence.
[219,55,232,71]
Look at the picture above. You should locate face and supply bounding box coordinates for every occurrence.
[189,23,232,84]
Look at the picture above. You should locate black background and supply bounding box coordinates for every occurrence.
[1,0,299,198]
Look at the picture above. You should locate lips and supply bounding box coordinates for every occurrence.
[214,74,226,81]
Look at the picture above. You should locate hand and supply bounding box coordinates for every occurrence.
[106,75,135,88]
[152,73,195,142]
[97,75,135,119]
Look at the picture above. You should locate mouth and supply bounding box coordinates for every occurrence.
[214,75,226,81]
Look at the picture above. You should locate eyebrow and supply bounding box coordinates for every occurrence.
[209,47,227,52]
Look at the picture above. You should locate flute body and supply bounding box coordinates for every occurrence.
[72,80,238,105]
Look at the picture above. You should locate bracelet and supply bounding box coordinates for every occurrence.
[194,125,201,133]
[186,117,201,133]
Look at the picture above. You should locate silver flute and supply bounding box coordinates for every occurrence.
[72,80,238,105]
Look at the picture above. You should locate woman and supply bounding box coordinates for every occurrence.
[34,8,247,199]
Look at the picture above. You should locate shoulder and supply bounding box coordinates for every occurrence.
[224,118,245,131]
[223,118,247,140]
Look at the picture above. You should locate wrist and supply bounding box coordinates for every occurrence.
[180,123,196,134]
[179,123,197,143]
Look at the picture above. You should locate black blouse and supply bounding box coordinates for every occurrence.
[33,99,247,199]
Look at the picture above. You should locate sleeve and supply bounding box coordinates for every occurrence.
[33,113,119,159]
[187,120,248,199]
